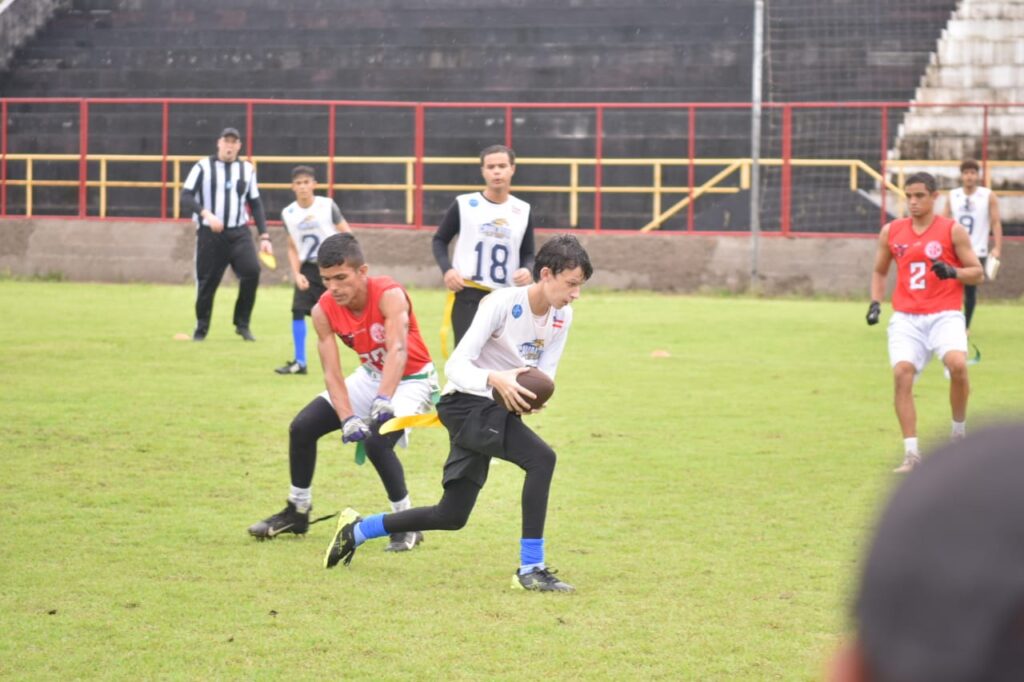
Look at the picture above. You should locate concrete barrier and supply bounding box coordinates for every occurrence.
[1,217,1021,299]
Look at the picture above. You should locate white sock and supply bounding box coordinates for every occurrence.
[904,437,919,456]
[288,486,312,513]
[390,495,411,513]
[952,420,966,438]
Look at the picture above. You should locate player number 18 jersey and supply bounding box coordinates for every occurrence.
[451,192,531,290]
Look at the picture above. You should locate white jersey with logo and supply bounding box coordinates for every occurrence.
[443,286,572,399]
[948,186,992,257]
[281,196,342,263]
[451,192,531,290]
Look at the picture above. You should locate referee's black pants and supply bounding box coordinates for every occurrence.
[194,225,261,333]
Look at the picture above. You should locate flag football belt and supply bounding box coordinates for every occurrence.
[360,364,436,382]
[353,364,442,465]
[439,279,494,359]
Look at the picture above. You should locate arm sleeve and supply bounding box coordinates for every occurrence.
[248,196,268,235]
[181,188,203,216]
[180,162,203,216]
[536,310,572,382]
[431,201,461,274]
[331,200,344,224]
[519,213,535,273]
[443,293,504,393]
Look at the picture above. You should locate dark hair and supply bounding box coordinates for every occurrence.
[904,172,937,193]
[318,233,365,269]
[291,165,317,180]
[534,234,593,281]
[480,144,516,166]
[960,159,980,173]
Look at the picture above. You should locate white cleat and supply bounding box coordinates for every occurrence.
[894,452,921,474]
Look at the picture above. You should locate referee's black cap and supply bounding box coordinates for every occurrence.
[219,127,242,140]
[854,422,1024,682]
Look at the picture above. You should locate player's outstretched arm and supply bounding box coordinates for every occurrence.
[949,225,984,285]
[312,304,356,421]
[990,191,1003,259]
[376,288,411,400]
[867,224,893,325]
[286,238,306,289]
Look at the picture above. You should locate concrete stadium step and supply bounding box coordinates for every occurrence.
[957,1,1024,21]
[944,18,1024,40]
[934,38,1024,65]
[915,86,1024,103]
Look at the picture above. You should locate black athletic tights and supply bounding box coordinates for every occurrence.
[382,414,557,539]
[288,397,408,503]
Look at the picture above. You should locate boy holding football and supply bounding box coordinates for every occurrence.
[325,234,593,592]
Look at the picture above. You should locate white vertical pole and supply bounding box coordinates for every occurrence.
[750,0,765,280]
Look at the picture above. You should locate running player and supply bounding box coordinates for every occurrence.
[325,234,592,592]
[866,172,983,473]
[249,233,438,553]
[942,159,1003,333]
[275,166,351,375]
[432,144,536,349]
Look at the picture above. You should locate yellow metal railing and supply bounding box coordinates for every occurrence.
[1,153,1021,226]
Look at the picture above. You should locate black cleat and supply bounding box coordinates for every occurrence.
[248,501,309,539]
[235,326,256,342]
[385,531,423,552]
[324,508,362,568]
[274,359,308,375]
[248,502,336,540]
[192,328,207,342]
[511,567,575,593]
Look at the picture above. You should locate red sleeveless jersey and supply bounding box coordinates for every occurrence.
[317,276,432,374]
[888,216,963,314]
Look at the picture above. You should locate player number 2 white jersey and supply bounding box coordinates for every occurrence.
[451,192,531,290]
[443,286,573,398]
[281,196,342,263]
[949,186,992,257]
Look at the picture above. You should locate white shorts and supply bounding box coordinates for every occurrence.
[318,363,439,446]
[887,310,968,372]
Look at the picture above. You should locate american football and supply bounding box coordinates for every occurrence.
[493,367,555,412]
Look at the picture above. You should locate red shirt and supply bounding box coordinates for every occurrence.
[888,216,963,314]
[318,276,432,375]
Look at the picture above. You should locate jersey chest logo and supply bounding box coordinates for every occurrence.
[924,241,943,259]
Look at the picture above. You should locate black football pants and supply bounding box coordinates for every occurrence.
[288,396,409,503]
[382,393,557,539]
[194,225,261,333]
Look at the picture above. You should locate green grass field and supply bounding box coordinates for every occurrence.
[2,280,1021,680]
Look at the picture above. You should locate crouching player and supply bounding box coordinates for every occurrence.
[324,234,593,592]
[248,233,438,552]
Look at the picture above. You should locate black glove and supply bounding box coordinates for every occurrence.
[866,300,881,326]
[931,259,958,280]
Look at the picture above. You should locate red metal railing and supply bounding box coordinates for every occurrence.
[1,97,1021,235]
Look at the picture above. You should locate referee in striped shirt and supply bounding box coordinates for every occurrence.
[181,127,273,341]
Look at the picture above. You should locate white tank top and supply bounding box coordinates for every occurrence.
[281,196,341,263]
[948,186,992,256]
[451,192,531,289]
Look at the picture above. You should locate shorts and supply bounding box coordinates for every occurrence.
[292,262,326,316]
[887,310,968,372]
[318,363,439,447]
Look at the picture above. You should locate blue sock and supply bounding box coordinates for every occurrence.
[292,318,307,366]
[519,538,545,574]
[353,513,388,546]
